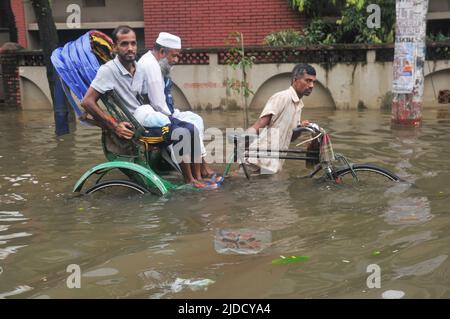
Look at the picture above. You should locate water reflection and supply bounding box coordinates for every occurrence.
[394,255,447,279]
[214,229,272,255]
[383,128,433,225]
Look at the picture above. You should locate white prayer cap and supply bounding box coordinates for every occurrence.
[156,32,181,49]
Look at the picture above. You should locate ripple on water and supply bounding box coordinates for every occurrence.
[38,249,83,263]
[82,267,119,277]
[0,211,30,260]
[0,285,33,299]
[0,194,27,204]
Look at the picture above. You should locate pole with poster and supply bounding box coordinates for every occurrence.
[391,0,429,127]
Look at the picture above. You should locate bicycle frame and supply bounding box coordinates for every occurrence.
[226,125,360,182]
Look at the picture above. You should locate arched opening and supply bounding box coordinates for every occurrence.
[249,73,336,109]
[20,76,52,110]
[424,68,450,107]
[172,81,191,111]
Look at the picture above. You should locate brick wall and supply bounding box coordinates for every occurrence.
[11,0,28,48]
[143,0,305,48]
[0,54,21,107]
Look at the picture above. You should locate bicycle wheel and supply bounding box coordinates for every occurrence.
[84,179,150,195]
[333,164,400,183]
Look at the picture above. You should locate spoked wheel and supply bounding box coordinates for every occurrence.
[84,179,150,195]
[333,164,400,184]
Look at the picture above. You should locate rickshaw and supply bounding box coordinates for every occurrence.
[52,31,399,197]
[51,30,187,196]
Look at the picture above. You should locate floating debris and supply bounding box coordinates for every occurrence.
[382,290,405,299]
[272,255,309,265]
[170,278,215,293]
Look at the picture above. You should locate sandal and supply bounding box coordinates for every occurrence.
[203,172,224,185]
[189,180,218,190]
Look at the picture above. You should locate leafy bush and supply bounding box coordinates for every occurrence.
[303,19,336,44]
[287,0,395,44]
[264,20,336,47]
[264,29,305,47]
[427,32,450,42]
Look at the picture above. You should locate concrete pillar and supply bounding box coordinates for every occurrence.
[391,0,429,127]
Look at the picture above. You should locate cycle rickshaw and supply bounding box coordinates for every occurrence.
[52,31,400,197]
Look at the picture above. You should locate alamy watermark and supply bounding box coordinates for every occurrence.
[366,264,381,288]
[66,264,81,288]
[66,4,81,29]
[366,4,381,29]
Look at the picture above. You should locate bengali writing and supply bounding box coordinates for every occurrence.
[183,82,226,89]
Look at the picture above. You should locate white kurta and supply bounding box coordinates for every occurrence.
[138,51,206,157]
[247,86,304,174]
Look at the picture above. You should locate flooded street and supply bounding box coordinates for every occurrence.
[1,107,450,299]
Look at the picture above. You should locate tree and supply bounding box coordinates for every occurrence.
[225,32,255,129]
[31,0,69,135]
[31,0,59,101]
[0,0,18,43]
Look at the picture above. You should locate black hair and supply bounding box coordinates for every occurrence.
[292,63,316,82]
[111,25,134,43]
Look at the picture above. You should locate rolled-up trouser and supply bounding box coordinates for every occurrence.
[172,110,206,157]
[170,117,202,163]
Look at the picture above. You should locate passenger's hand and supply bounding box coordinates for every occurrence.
[114,122,134,139]
[301,120,310,127]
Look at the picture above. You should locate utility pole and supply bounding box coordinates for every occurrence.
[31,0,69,135]
[391,0,429,127]
[0,0,18,43]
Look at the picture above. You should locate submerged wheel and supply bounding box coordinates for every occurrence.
[84,179,150,195]
[333,164,400,183]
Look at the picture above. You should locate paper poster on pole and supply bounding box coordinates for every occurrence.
[392,0,428,94]
[392,41,416,93]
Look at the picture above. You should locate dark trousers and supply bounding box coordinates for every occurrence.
[170,117,202,163]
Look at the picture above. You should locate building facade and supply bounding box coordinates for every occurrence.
[1,0,449,110]
[8,0,305,49]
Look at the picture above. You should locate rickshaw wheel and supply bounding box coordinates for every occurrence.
[84,179,150,195]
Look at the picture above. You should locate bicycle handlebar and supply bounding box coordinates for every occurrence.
[293,123,321,135]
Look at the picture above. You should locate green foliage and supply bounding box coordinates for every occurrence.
[303,19,336,44]
[264,21,336,47]
[264,29,304,47]
[289,0,345,18]
[427,32,450,42]
[287,0,395,44]
[427,33,450,57]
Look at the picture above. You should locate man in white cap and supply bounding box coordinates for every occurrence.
[138,32,222,184]
[82,26,214,189]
